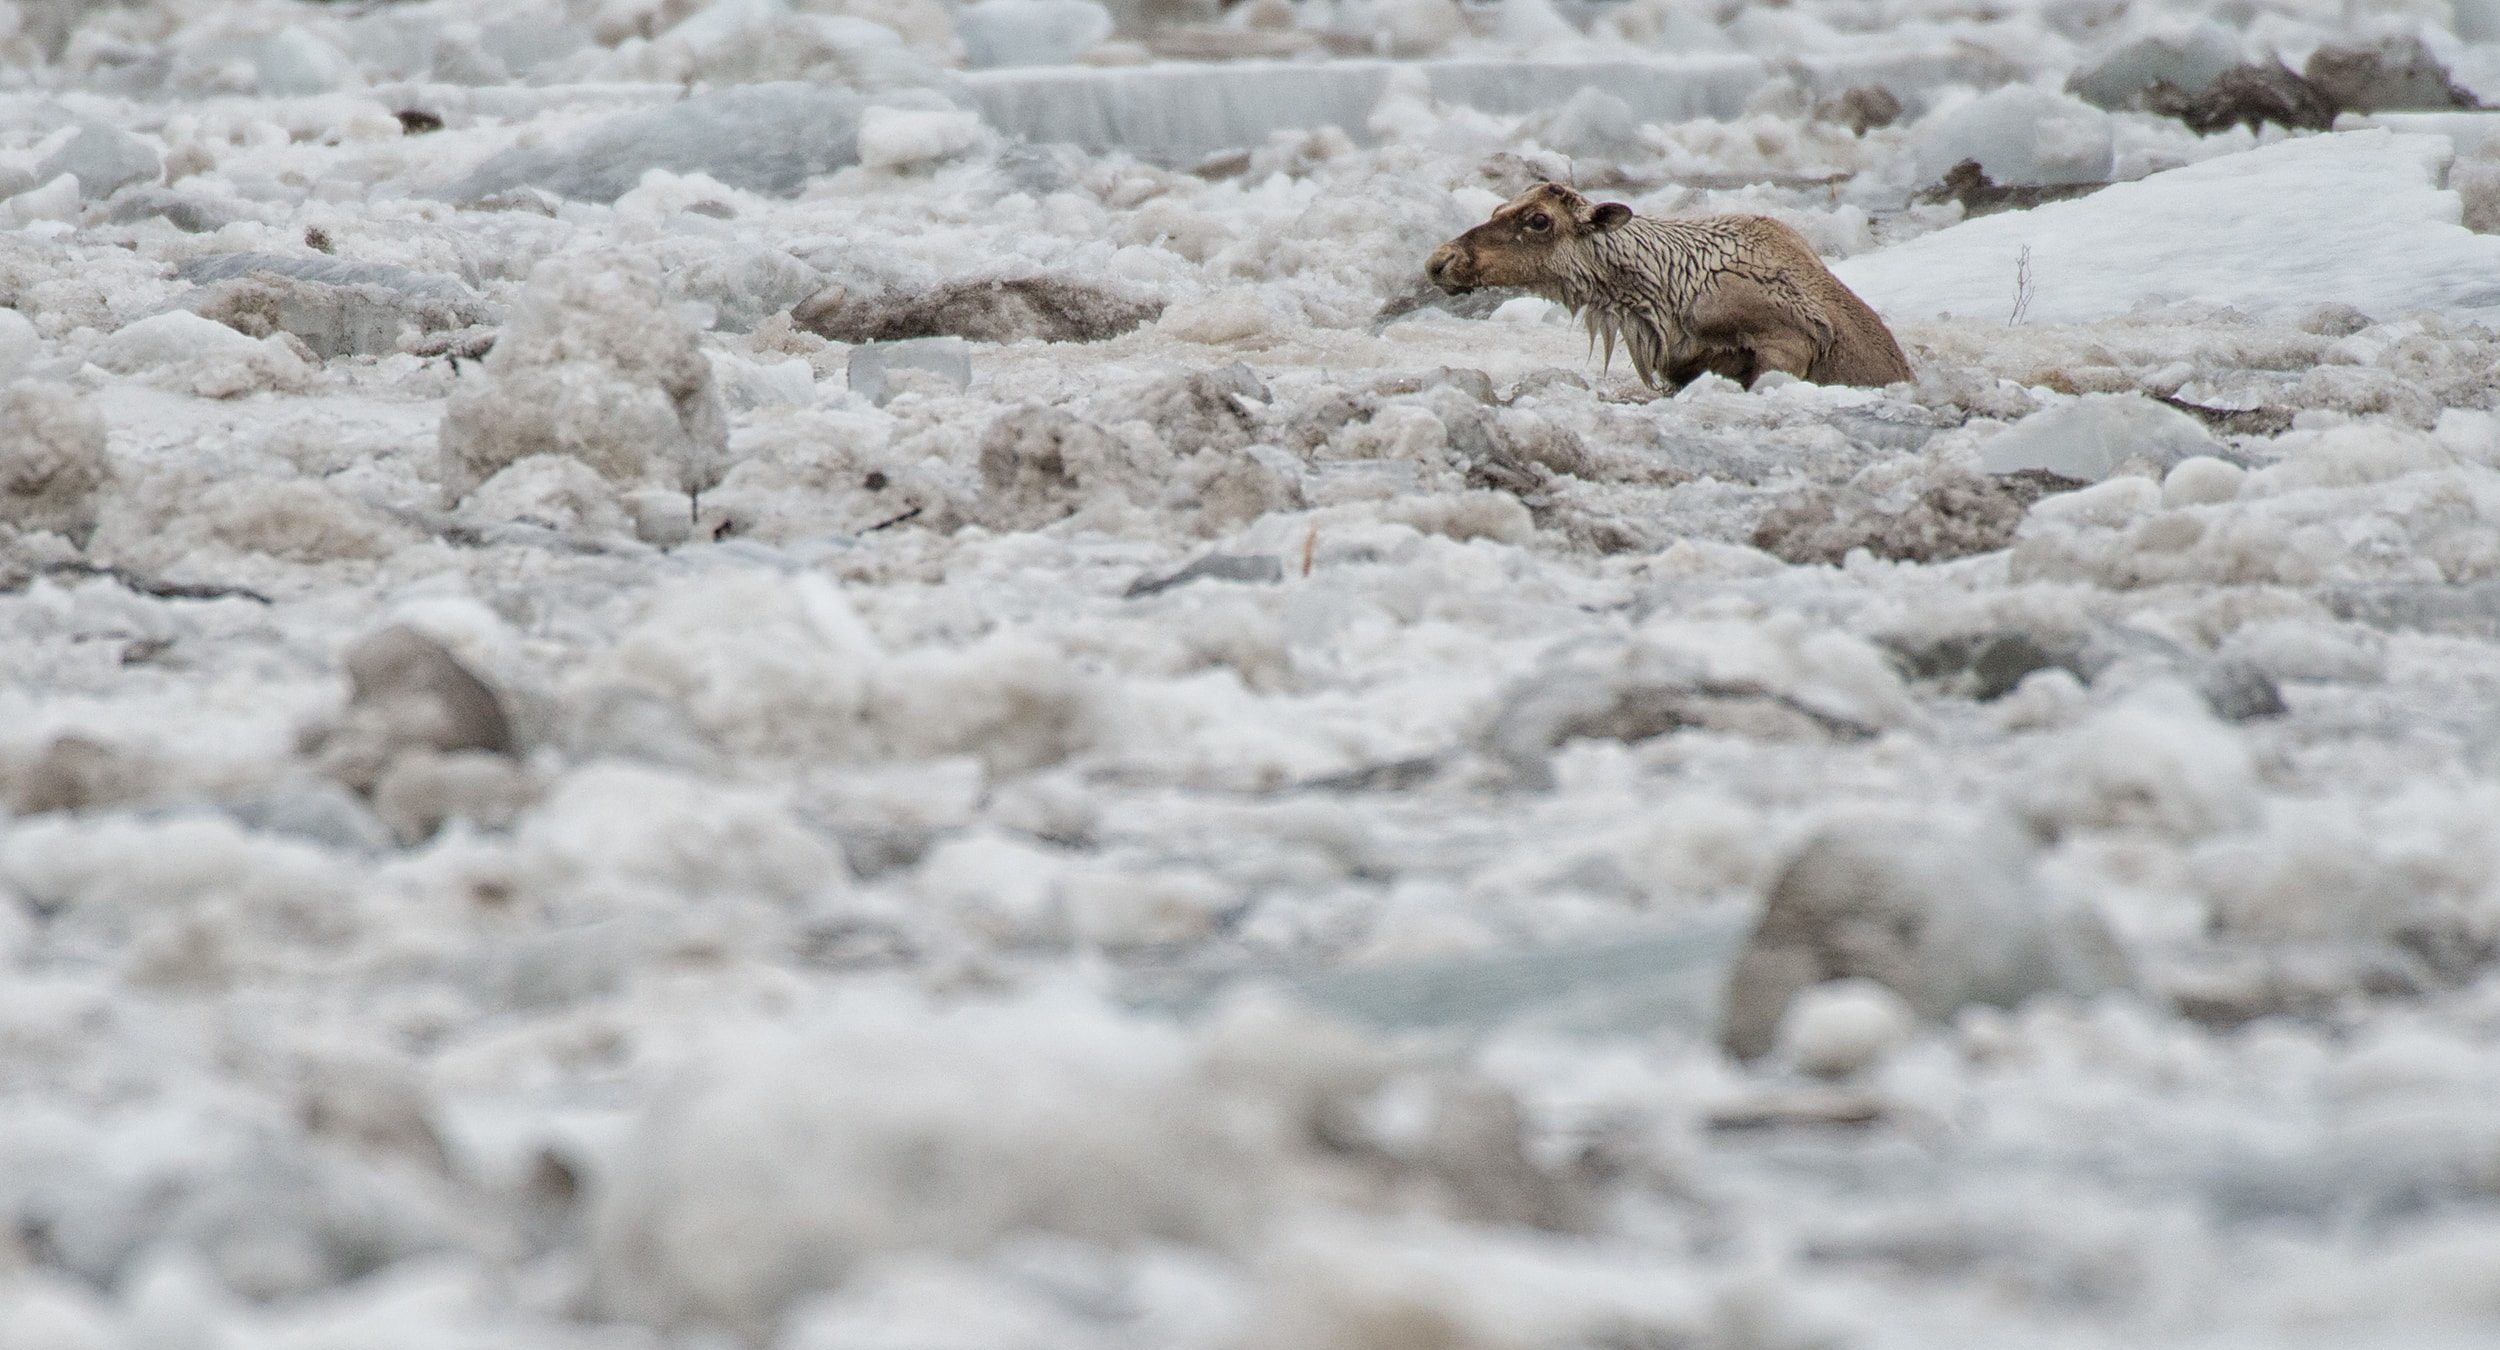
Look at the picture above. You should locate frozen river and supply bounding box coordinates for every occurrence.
[9,0,2500,1346]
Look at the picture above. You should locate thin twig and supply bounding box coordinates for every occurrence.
[7,561,272,604]
[863,505,924,533]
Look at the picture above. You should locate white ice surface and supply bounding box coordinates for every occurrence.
[1841,129,2500,324]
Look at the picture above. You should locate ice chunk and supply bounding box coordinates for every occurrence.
[438,256,729,500]
[960,56,1771,165]
[856,106,987,170]
[1774,977,1916,1077]
[6,173,81,226]
[177,253,483,307]
[1841,130,2500,324]
[303,625,517,794]
[91,310,268,371]
[848,336,970,406]
[588,989,1577,1336]
[664,246,827,334]
[1721,809,2129,1060]
[1912,85,2114,187]
[436,83,932,204]
[176,258,497,360]
[1527,87,1646,160]
[33,121,162,200]
[600,1,947,89]
[584,993,1258,1332]
[249,28,359,96]
[2017,697,2262,841]
[0,382,110,542]
[1978,393,2220,481]
[2162,455,2247,506]
[2067,20,2243,109]
[0,306,35,374]
[956,0,1113,68]
[1134,917,1750,1039]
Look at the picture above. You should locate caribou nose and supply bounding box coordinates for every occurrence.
[1425,244,1463,292]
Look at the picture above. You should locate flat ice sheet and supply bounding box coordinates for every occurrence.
[1838,129,2500,324]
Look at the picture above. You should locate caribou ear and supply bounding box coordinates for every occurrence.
[1590,202,1633,232]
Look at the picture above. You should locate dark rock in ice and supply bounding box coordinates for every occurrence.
[1372,280,1525,330]
[2137,40,2471,138]
[2197,656,2288,723]
[1750,467,2079,566]
[1910,159,2105,218]
[795,273,1162,345]
[435,83,955,204]
[1123,551,1283,598]
[2144,63,2338,135]
[1884,622,2286,720]
[2304,35,2483,114]
[1814,85,1903,134]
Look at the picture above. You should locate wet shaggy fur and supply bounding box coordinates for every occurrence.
[1426,183,1913,391]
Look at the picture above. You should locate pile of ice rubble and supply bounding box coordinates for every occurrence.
[16,0,2500,1346]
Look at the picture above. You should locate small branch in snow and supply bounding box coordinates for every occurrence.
[863,505,924,533]
[5,561,273,605]
[2008,245,2034,327]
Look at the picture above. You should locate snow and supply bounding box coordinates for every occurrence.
[1841,129,2500,324]
[957,0,1115,69]
[13,0,2500,1347]
[1911,84,2117,187]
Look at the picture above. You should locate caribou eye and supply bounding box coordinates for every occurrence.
[1524,212,1552,233]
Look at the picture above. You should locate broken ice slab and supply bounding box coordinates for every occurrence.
[958,0,1113,69]
[960,48,1995,164]
[434,83,959,204]
[34,120,163,200]
[1978,393,2219,482]
[847,336,970,406]
[175,254,499,360]
[1121,910,1752,1041]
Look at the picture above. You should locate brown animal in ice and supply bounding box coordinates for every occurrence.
[1425,183,1913,392]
